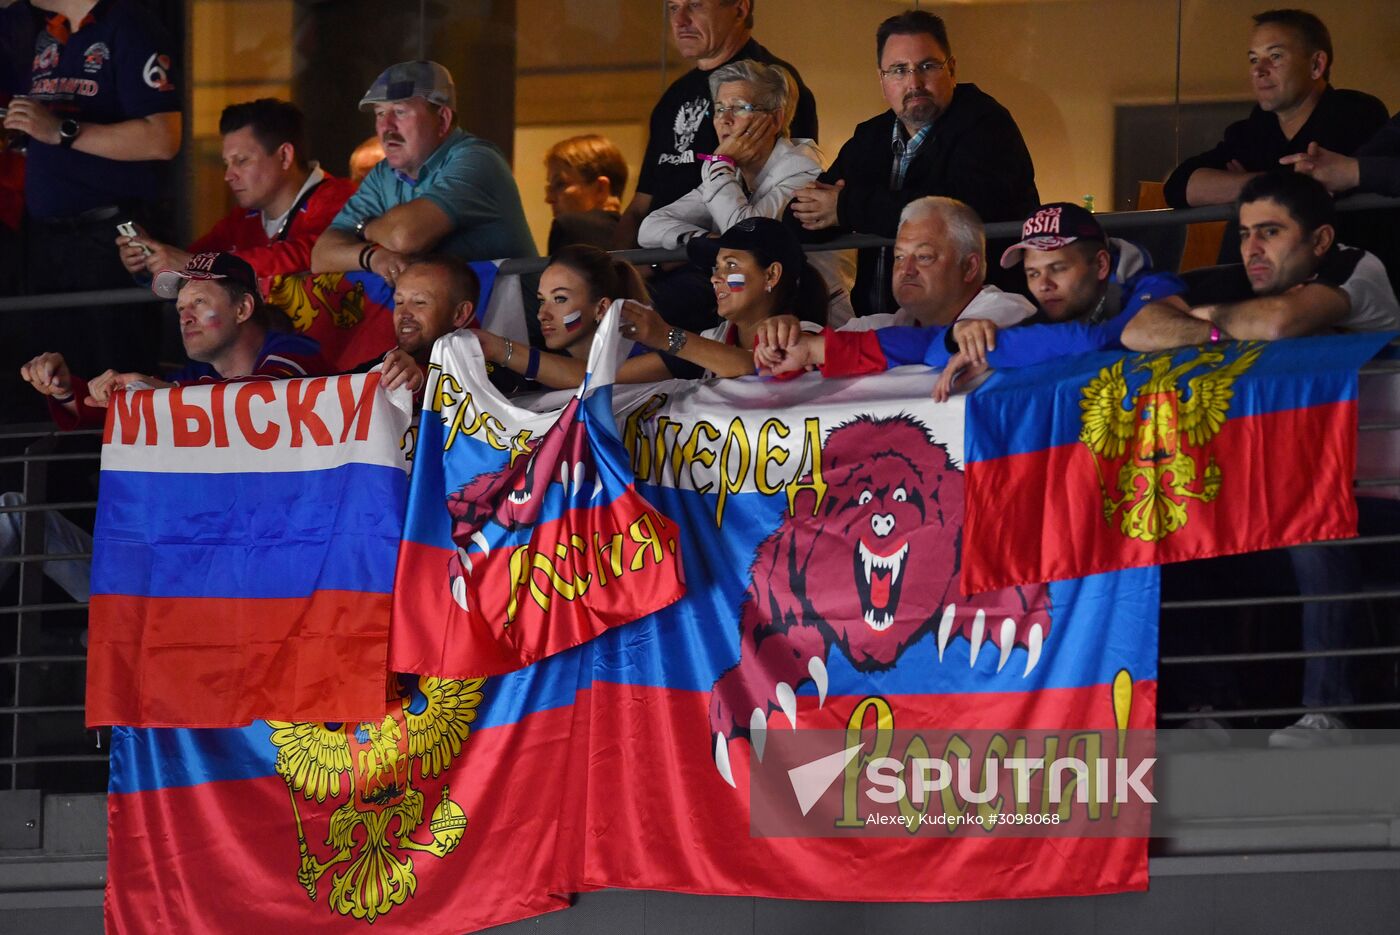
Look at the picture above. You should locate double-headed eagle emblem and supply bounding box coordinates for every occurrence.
[268,675,485,923]
[1079,343,1263,542]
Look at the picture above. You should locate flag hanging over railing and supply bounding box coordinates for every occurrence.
[87,373,414,728]
[961,333,1396,593]
[106,360,1160,934]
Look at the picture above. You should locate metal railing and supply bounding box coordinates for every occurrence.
[2,194,1398,313]
[1,424,104,791]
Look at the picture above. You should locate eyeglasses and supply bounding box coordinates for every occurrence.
[713,102,770,118]
[879,59,948,81]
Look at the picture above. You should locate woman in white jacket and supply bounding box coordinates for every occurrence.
[639,59,854,325]
[638,59,821,249]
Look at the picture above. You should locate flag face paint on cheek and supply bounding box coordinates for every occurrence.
[726,273,746,293]
[562,310,584,331]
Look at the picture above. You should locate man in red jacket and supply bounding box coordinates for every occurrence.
[116,98,353,289]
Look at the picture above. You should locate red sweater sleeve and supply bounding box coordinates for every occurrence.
[819,328,888,378]
[47,375,108,430]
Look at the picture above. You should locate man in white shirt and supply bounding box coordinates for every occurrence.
[839,195,1034,332]
[1124,172,1399,349]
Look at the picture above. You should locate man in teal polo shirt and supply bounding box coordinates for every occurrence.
[312,60,536,284]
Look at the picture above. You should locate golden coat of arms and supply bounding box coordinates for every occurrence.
[267,675,485,923]
[1078,343,1263,542]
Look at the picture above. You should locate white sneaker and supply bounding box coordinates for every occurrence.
[1268,712,1353,749]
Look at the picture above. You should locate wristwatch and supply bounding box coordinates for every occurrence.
[354,216,373,240]
[58,119,81,148]
[666,327,688,355]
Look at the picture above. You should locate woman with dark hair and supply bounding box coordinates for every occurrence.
[481,217,827,387]
[535,243,649,358]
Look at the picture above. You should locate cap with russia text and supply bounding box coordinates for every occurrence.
[999,202,1107,268]
[151,252,259,300]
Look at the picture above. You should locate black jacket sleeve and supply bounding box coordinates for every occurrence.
[1356,112,1400,197]
[1163,131,1241,208]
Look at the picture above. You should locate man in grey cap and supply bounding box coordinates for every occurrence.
[311,60,536,282]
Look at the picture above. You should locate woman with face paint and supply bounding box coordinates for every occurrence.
[481,218,827,388]
[477,244,647,387]
[535,244,648,358]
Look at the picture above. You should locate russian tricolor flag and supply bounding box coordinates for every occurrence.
[87,373,414,727]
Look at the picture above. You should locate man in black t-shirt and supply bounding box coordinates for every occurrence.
[613,0,817,249]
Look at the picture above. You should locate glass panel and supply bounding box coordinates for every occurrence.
[188,0,294,239]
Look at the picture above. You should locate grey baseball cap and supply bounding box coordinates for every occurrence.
[358,60,456,111]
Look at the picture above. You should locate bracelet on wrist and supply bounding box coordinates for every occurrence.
[697,153,736,168]
[503,338,515,368]
[51,391,74,404]
[359,243,379,272]
[524,348,541,381]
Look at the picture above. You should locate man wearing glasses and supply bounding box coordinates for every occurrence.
[790,10,1038,320]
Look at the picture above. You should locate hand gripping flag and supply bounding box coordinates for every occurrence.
[961,333,1396,593]
[86,373,414,727]
[391,301,686,677]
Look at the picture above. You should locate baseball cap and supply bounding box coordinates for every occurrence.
[358,60,457,112]
[152,252,259,300]
[999,202,1107,268]
[686,217,806,284]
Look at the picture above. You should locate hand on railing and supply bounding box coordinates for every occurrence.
[789,179,844,231]
[1280,143,1362,195]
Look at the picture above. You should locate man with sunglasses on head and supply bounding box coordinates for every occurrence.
[789,10,1038,320]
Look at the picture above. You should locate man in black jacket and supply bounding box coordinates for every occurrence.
[789,10,1037,318]
[1163,9,1387,210]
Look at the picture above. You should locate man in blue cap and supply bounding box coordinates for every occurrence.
[312,60,536,283]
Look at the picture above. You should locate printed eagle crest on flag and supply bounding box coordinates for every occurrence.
[266,675,485,923]
[1078,342,1264,543]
